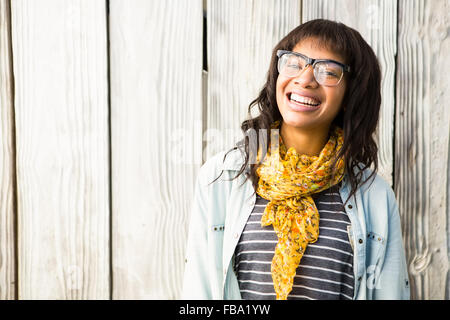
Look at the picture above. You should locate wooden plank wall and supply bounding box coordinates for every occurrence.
[206,0,301,160]
[0,0,448,300]
[109,0,202,299]
[10,0,110,299]
[0,0,16,300]
[396,0,449,300]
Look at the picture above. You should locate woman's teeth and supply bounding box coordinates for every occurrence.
[290,93,320,106]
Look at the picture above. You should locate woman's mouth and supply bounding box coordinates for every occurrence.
[286,92,321,110]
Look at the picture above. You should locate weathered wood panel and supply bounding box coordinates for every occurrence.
[302,0,397,186]
[206,0,301,160]
[0,0,16,300]
[396,0,449,300]
[109,0,203,299]
[11,0,110,299]
[0,0,446,301]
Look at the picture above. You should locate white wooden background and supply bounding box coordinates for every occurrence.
[0,0,448,300]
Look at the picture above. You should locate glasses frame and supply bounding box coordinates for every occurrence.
[276,49,351,86]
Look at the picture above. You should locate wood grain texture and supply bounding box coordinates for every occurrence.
[0,0,16,300]
[206,0,301,160]
[396,0,449,300]
[11,0,110,299]
[2,0,447,301]
[302,0,397,186]
[109,0,203,299]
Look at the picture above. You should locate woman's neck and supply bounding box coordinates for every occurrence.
[280,122,331,156]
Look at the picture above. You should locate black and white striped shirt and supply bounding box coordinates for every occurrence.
[234,184,354,300]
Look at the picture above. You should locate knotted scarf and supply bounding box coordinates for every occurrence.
[255,120,346,300]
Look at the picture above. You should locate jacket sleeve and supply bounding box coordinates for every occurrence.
[373,191,411,299]
[181,166,212,299]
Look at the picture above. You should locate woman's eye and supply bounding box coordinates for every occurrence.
[321,71,338,77]
[287,64,300,69]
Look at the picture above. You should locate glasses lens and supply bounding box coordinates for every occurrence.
[314,61,344,86]
[278,53,306,77]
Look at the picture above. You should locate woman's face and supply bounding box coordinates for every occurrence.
[276,37,347,132]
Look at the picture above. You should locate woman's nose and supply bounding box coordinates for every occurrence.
[293,65,318,87]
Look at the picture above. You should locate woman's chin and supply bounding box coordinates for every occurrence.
[280,114,314,129]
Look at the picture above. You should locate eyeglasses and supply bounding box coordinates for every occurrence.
[276,50,351,87]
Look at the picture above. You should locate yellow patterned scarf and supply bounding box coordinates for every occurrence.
[255,120,345,300]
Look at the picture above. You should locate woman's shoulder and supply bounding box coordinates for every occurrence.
[196,148,246,185]
[356,164,396,200]
[354,164,400,222]
[200,148,244,173]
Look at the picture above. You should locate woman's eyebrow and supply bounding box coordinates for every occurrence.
[292,51,344,64]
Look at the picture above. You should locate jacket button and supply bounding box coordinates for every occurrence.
[358,239,363,244]
[348,204,353,209]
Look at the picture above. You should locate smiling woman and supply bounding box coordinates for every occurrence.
[182,19,410,300]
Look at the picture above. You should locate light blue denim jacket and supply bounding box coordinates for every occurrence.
[182,148,410,300]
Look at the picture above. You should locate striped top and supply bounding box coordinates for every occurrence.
[234,183,355,300]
